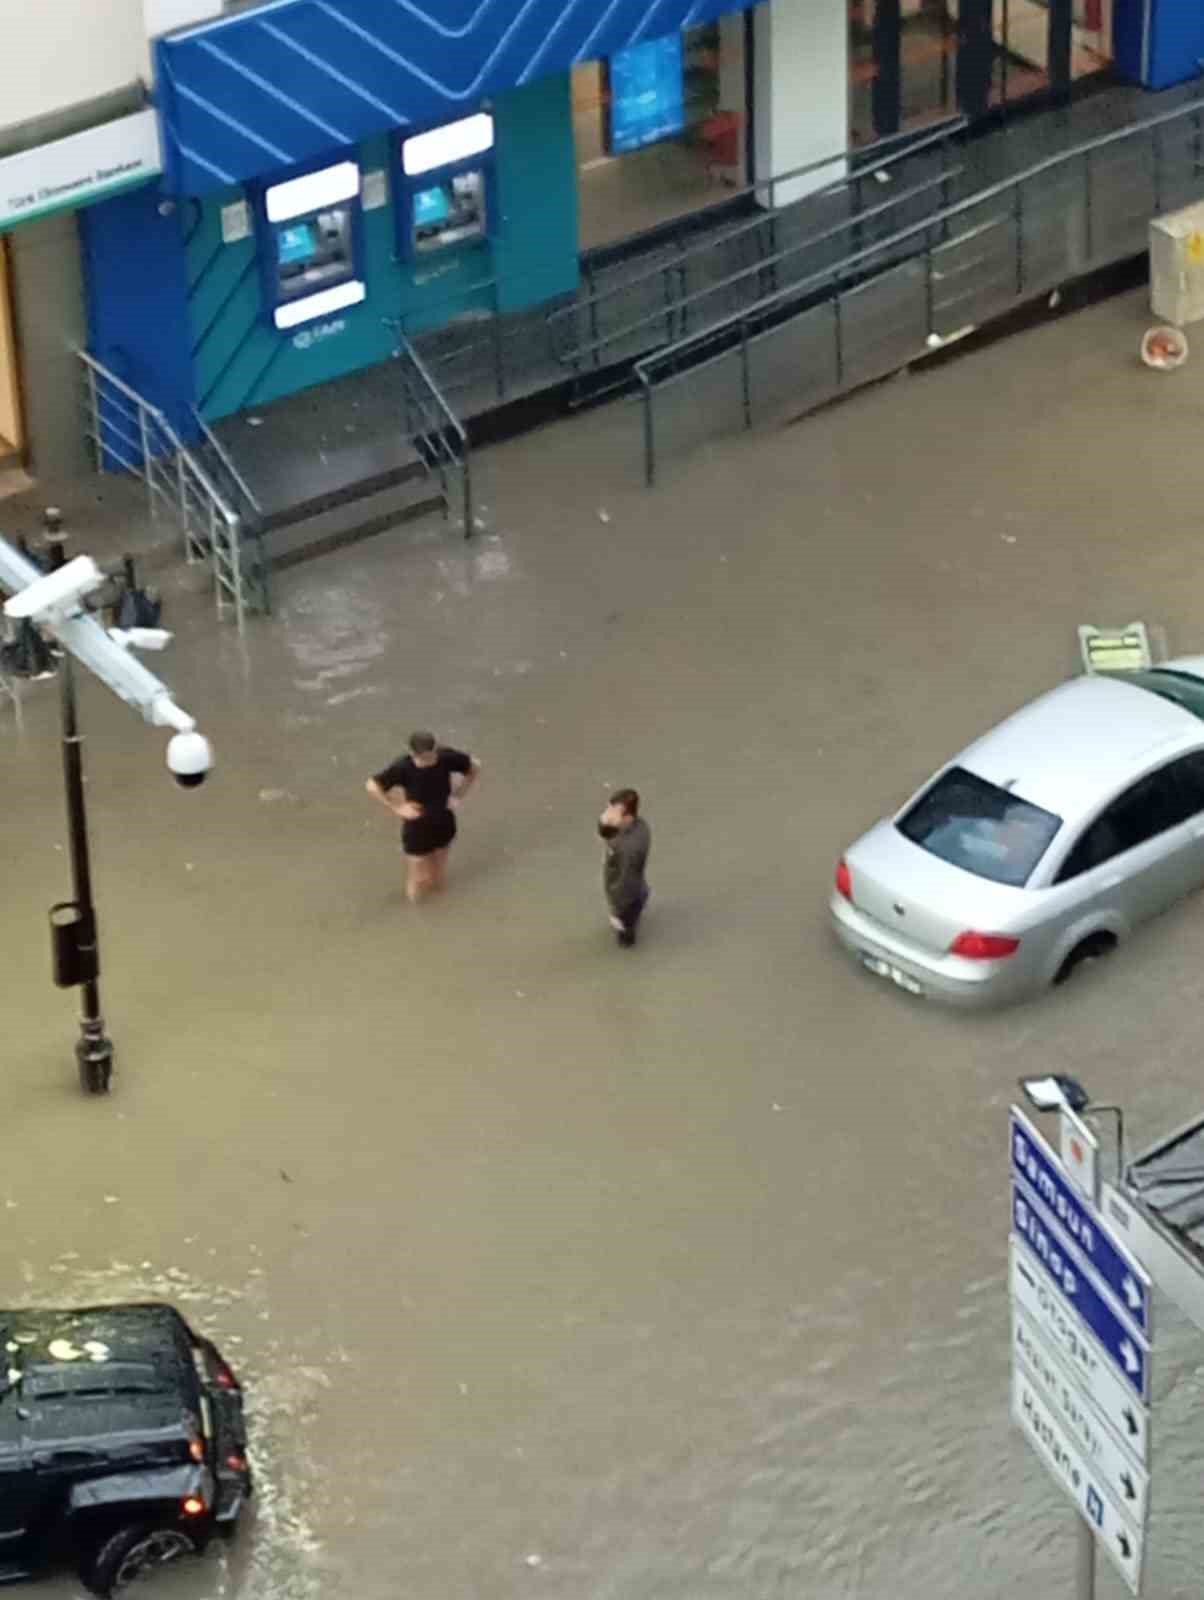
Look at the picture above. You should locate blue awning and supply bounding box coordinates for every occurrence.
[157,0,760,196]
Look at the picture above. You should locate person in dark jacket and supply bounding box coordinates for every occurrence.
[366,730,481,904]
[598,788,651,947]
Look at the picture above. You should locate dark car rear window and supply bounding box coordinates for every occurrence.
[24,1362,169,1400]
[897,766,1062,887]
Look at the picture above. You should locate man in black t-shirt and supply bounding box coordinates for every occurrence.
[366,730,481,903]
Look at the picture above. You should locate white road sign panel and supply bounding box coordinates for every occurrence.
[1009,1238,1149,1463]
[1013,1315,1148,1525]
[1012,1361,1143,1595]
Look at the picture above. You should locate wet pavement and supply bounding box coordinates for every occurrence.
[4,287,1204,1599]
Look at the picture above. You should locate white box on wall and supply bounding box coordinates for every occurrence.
[1150,201,1204,327]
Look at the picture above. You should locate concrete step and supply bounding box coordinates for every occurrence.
[261,474,447,574]
[258,448,427,535]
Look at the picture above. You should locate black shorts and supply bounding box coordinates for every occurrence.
[402,811,457,857]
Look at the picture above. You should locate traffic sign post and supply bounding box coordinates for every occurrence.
[1008,1107,1151,1599]
[1011,1113,1151,1336]
[1011,1363,1144,1592]
[1011,1191,1149,1401]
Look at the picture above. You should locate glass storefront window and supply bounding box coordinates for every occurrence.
[573,17,748,253]
[1072,0,1112,67]
[851,0,1110,144]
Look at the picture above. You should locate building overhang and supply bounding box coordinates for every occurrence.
[155,0,759,196]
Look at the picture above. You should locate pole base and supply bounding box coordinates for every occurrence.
[76,1033,114,1096]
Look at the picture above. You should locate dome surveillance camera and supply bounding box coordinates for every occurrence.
[167,731,213,789]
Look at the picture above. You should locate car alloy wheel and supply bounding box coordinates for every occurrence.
[113,1530,195,1587]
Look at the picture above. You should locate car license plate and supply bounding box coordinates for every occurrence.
[860,953,923,995]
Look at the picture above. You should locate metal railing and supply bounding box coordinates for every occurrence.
[400,278,513,410]
[636,94,1204,487]
[549,116,967,373]
[387,327,473,537]
[569,165,962,382]
[77,350,255,630]
[396,120,966,419]
[192,408,263,522]
[192,408,271,614]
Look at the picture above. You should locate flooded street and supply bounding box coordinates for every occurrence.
[4,288,1204,1598]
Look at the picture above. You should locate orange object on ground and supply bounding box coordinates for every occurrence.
[1141,326,1189,370]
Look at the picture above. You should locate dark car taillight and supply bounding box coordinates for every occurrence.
[949,931,1020,959]
[835,858,853,901]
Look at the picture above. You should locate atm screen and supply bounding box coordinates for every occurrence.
[413,185,452,228]
[277,222,318,266]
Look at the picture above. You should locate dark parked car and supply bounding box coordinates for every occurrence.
[0,1303,250,1595]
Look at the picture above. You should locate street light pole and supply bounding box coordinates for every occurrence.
[1,521,211,1097]
[48,526,114,1095]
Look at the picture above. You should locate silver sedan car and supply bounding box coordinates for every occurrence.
[830,660,1204,1007]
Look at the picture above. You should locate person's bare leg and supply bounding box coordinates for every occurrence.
[405,855,429,904]
[430,848,451,893]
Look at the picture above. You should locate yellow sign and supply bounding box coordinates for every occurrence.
[1188,231,1204,264]
[1078,623,1152,674]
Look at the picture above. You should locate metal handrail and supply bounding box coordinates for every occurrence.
[192,408,264,518]
[397,278,500,332]
[548,114,968,360]
[586,115,968,270]
[77,350,237,524]
[76,348,253,629]
[385,323,473,536]
[634,90,1204,487]
[396,119,965,403]
[398,332,468,455]
[571,165,961,373]
[637,90,1204,390]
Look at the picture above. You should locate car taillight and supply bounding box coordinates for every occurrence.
[835,858,853,901]
[188,1438,205,1463]
[226,1452,247,1473]
[949,931,1020,960]
[181,1496,206,1518]
[212,1359,238,1391]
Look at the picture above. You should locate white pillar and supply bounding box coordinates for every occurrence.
[753,0,849,207]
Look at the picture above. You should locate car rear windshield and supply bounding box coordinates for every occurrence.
[897,766,1062,887]
[23,1362,170,1400]
[1120,668,1204,722]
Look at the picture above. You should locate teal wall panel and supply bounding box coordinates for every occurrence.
[493,75,579,316]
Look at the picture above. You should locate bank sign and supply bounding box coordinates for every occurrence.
[0,110,162,231]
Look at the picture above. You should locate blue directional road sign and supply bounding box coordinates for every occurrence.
[1011,1109,1151,1335]
[1012,1187,1149,1402]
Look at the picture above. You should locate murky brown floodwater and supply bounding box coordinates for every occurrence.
[4,289,1204,1599]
